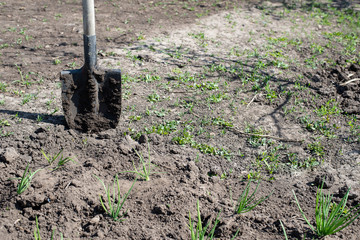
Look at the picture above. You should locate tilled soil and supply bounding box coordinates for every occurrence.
[0,1,360,239]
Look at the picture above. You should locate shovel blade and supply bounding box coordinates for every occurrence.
[61,67,121,132]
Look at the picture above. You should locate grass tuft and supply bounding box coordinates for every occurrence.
[293,183,360,237]
[234,180,272,214]
[122,143,162,181]
[16,162,42,195]
[94,174,136,222]
[188,200,220,240]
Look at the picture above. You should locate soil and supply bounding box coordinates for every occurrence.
[0,0,360,240]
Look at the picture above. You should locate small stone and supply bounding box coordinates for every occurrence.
[118,135,139,154]
[0,147,19,163]
[125,135,137,145]
[71,179,82,188]
[90,215,100,225]
[96,230,105,238]
[187,161,199,173]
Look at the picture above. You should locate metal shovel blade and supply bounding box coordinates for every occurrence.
[61,67,121,132]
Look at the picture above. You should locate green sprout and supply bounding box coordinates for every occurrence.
[94,175,136,221]
[279,220,288,240]
[235,180,272,214]
[41,149,76,170]
[34,216,64,240]
[293,183,360,237]
[123,143,162,181]
[34,216,41,240]
[16,162,42,195]
[188,200,220,240]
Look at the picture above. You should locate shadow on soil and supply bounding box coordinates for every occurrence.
[0,110,65,126]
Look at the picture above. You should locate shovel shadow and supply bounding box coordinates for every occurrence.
[0,109,66,126]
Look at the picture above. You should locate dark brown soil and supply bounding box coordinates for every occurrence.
[1,1,360,240]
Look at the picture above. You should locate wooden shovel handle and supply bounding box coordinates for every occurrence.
[82,0,96,36]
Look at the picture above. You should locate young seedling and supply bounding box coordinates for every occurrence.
[94,174,136,222]
[34,216,64,240]
[123,143,162,181]
[41,149,76,170]
[279,220,288,240]
[41,149,62,165]
[16,162,42,194]
[234,180,272,214]
[188,200,221,240]
[34,216,41,240]
[293,183,360,237]
[56,155,76,169]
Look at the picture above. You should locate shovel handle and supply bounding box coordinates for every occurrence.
[82,0,97,70]
[82,0,96,36]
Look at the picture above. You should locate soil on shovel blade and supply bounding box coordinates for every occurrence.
[61,67,122,133]
[1,1,360,240]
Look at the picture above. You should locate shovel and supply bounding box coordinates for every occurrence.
[60,0,121,132]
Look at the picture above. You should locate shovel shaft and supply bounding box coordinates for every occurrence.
[82,0,95,36]
[82,0,97,70]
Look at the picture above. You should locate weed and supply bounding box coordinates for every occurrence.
[22,93,37,105]
[54,13,62,20]
[94,175,136,221]
[15,162,42,194]
[172,129,194,145]
[300,116,336,138]
[145,120,179,135]
[256,146,282,174]
[207,92,229,104]
[234,180,272,214]
[56,155,76,169]
[0,127,13,137]
[0,82,7,92]
[211,117,233,128]
[36,115,43,122]
[194,81,219,91]
[293,183,360,237]
[264,83,278,102]
[147,92,161,103]
[129,115,141,122]
[53,59,61,65]
[315,99,341,118]
[141,74,161,83]
[244,124,271,148]
[0,119,10,127]
[307,141,325,158]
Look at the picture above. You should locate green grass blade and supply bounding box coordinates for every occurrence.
[279,220,288,240]
[34,216,41,240]
[292,190,316,233]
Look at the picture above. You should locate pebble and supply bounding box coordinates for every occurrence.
[90,215,100,225]
[0,147,19,163]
